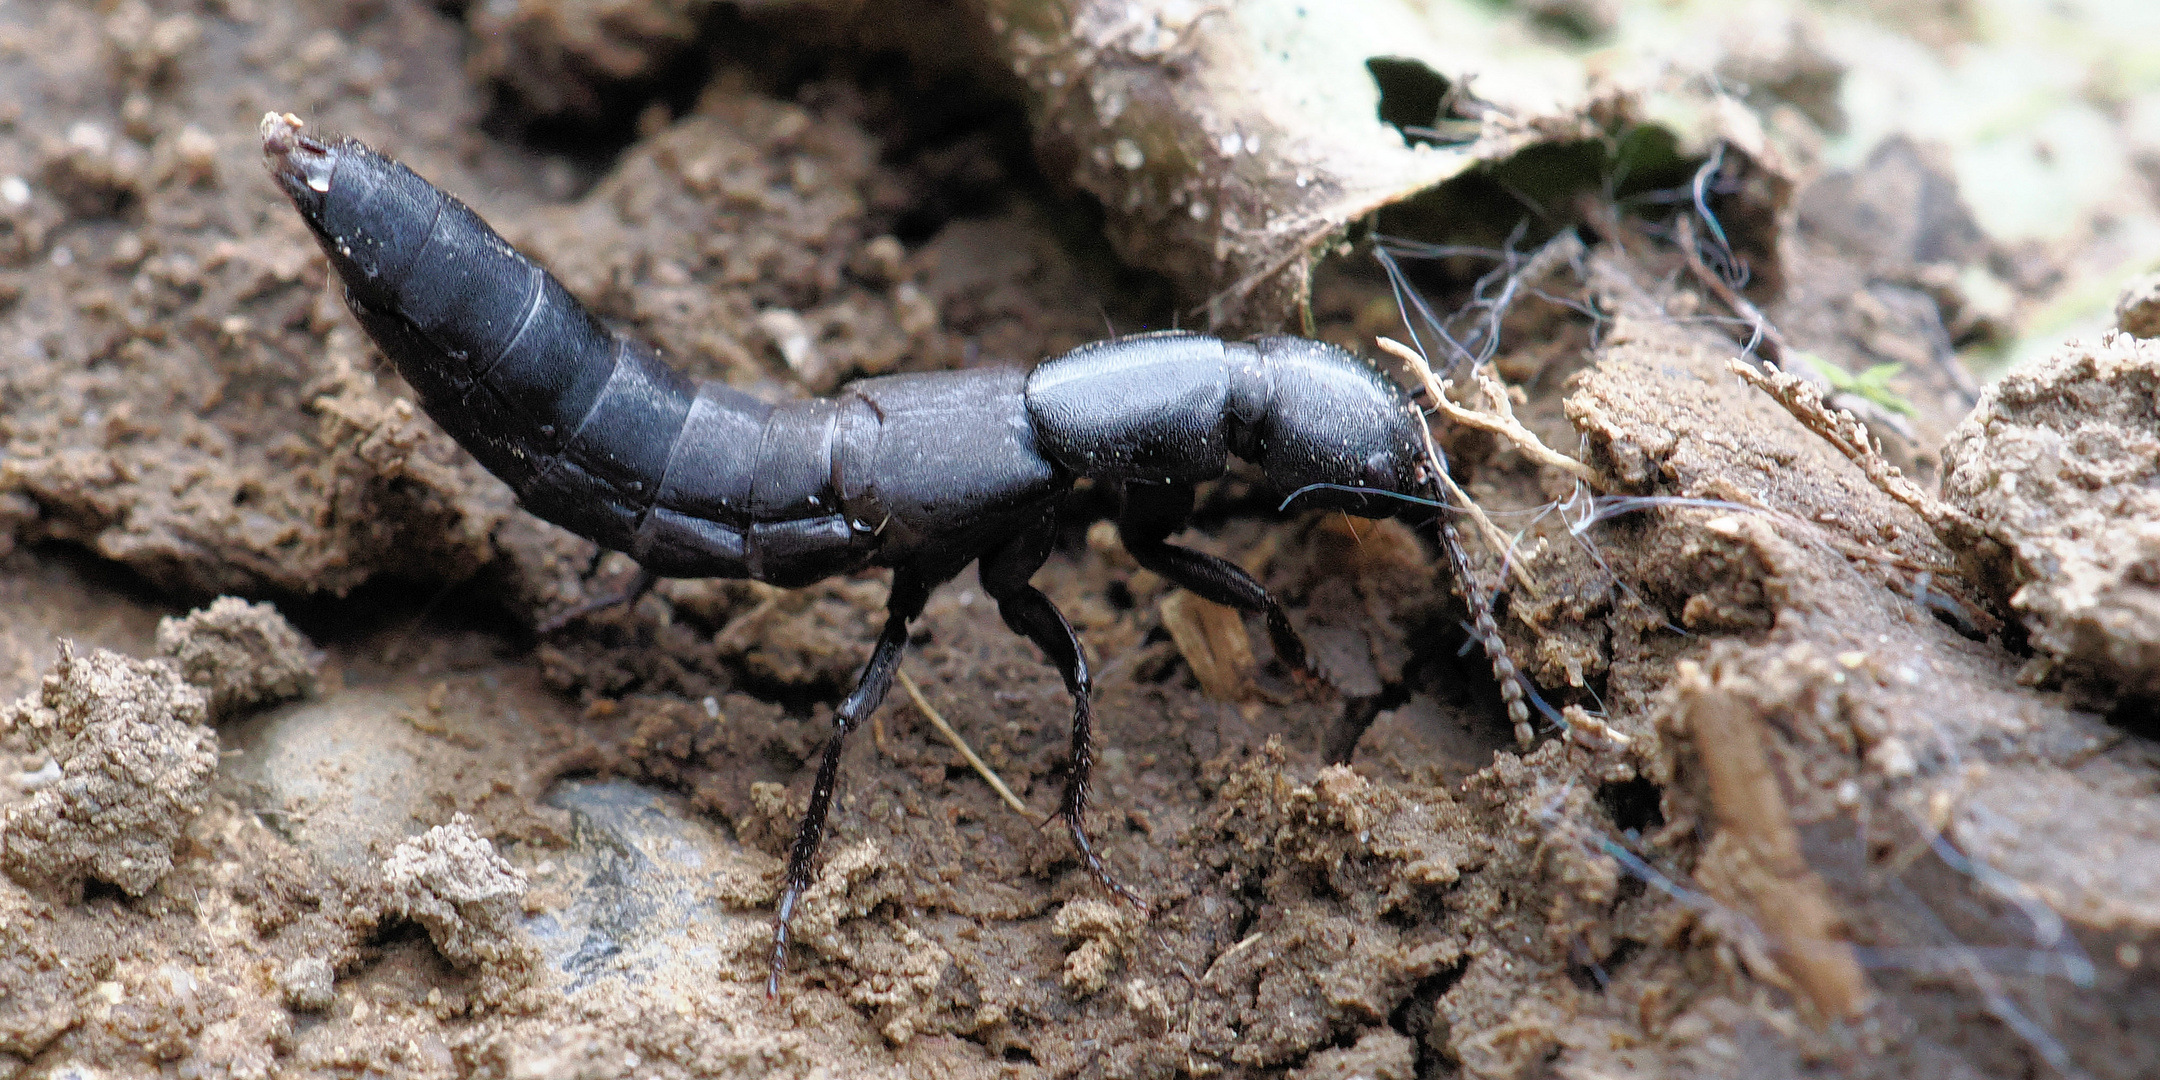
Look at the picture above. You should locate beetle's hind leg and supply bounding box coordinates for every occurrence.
[1117,483,1314,677]
[768,567,935,995]
[978,513,1148,912]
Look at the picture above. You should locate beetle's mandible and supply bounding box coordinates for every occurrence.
[260,112,1436,992]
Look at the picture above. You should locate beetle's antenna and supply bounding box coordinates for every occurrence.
[1277,483,1448,513]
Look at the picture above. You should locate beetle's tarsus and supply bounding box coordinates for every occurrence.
[766,569,933,991]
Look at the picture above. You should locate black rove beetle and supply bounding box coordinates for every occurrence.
[260,112,1439,991]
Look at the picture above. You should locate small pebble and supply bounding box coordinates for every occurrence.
[279,956,336,1012]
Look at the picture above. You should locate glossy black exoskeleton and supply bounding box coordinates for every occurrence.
[261,112,1434,991]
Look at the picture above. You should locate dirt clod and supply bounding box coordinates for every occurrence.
[377,814,534,975]
[1052,898,1133,996]
[0,643,214,898]
[155,595,320,717]
[466,0,711,124]
[1940,333,2160,701]
[1287,1028,1417,1080]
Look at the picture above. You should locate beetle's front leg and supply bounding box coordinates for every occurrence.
[768,567,935,995]
[1118,483,1315,677]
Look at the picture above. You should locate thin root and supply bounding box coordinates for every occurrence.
[1676,215,1790,364]
[1381,336,1603,488]
[1380,337,1548,598]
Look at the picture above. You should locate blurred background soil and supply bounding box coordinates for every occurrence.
[0,1,2157,1078]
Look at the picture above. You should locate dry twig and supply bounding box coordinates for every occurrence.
[895,669,1034,816]
[1726,359,1987,548]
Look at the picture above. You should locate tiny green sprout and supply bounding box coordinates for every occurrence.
[1793,352,1916,417]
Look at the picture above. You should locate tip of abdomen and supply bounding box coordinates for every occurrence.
[259,112,338,207]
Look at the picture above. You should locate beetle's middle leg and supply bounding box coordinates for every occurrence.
[1118,483,1314,675]
[769,566,935,995]
[978,512,1147,912]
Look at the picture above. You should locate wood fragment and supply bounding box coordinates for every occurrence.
[1678,659,1873,1021]
[1158,589,1258,701]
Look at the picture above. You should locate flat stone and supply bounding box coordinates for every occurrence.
[220,688,449,876]
[527,778,774,995]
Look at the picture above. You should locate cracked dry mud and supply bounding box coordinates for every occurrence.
[1,2,2157,1079]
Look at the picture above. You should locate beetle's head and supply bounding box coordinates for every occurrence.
[1246,336,1432,519]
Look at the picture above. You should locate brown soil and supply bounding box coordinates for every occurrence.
[0,2,2155,1079]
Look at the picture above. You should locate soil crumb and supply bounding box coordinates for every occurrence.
[2116,272,2160,339]
[1940,333,2160,702]
[1052,898,1134,996]
[464,0,707,124]
[0,643,215,897]
[377,814,534,976]
[1289,1029,1417,1080]
[155,595,320,717]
